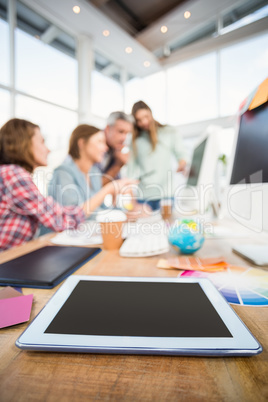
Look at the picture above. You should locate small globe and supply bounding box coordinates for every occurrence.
[168,219,205,254]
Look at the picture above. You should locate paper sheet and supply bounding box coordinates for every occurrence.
[50,231,103,246]
[157,256,228,272]
[248,78,268,110]
[50,220,103,246]
[0,287,33,329]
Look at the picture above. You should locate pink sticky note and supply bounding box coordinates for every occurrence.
[0,294,33,329]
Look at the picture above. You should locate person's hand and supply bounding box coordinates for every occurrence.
[126,201,152,221]
[106,178,138,198]
[82,179,138,217]
[176,159,187,173]
[114,150,129,167]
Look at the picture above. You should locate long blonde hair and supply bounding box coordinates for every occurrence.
[131,101,163,155]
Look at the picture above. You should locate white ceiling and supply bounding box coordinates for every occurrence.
[20,0,268,78]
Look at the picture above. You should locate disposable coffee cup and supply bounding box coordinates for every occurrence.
[96,210,127,250]
[161,198,173,221]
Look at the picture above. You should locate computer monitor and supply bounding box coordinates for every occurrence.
[230,101,268,185]
[226,99,268,232]
[175,125,221,216]
[186,137,208,187]
[225,79,268,265]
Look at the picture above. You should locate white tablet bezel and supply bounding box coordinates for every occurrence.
[16,276,262,356]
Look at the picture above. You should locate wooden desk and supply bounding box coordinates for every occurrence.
[0,231,268,401]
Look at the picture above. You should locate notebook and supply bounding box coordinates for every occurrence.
[0,246,101,288]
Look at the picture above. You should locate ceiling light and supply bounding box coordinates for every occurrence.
[184,11,191,19]
[161,25,168,33]
[144,61,151,68]
[125,47,133,54]
[103,30,110,37]
[73,6,80,14]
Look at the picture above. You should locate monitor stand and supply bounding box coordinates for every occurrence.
[207,188,220,220]
[232,244,268,266]
[175,186,220,218]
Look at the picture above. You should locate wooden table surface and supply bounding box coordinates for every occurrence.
[0,230,268,401]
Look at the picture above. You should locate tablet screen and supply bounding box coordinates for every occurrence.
[45,280,232,338]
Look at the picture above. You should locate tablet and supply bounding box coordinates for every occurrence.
[0,246,101,288]
[16,276,262,356]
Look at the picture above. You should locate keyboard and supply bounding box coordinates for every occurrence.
[120,217,170,257]
[119,233,170,257]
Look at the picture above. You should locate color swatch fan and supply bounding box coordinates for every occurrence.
[180,265,268,306]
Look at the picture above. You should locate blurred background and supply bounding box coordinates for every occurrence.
[1,0,268,193]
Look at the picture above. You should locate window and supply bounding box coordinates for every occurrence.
[0,89,10,127]
[91,70,123,119]
[16,95,78,193]
[141,72,167,124]
[220,33,268,116]
[125,77,143,114]
[15,29,78,109]
[0,17,9,86]
[167,53,218,125]
[15,95,78,153]
[125,72,166,122]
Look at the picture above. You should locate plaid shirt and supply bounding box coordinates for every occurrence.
[0,165,85,251]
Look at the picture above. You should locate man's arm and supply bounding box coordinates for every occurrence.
[102,151,129,186]
[102,162,122,185]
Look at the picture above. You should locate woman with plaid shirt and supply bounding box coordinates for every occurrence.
[0,119,135,251]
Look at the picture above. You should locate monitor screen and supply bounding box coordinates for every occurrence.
[187,138,207,186]
[230,101,268,184]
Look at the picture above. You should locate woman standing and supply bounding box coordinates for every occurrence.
[127,101,186,211]
[0,119,135,251]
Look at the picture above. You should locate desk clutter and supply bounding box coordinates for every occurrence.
[51,214,171,257]
[157,256,268,306]
[50,215,210,257]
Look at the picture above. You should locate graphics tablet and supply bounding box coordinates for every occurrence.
[0,246,101,288]
[16,276,262,356]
